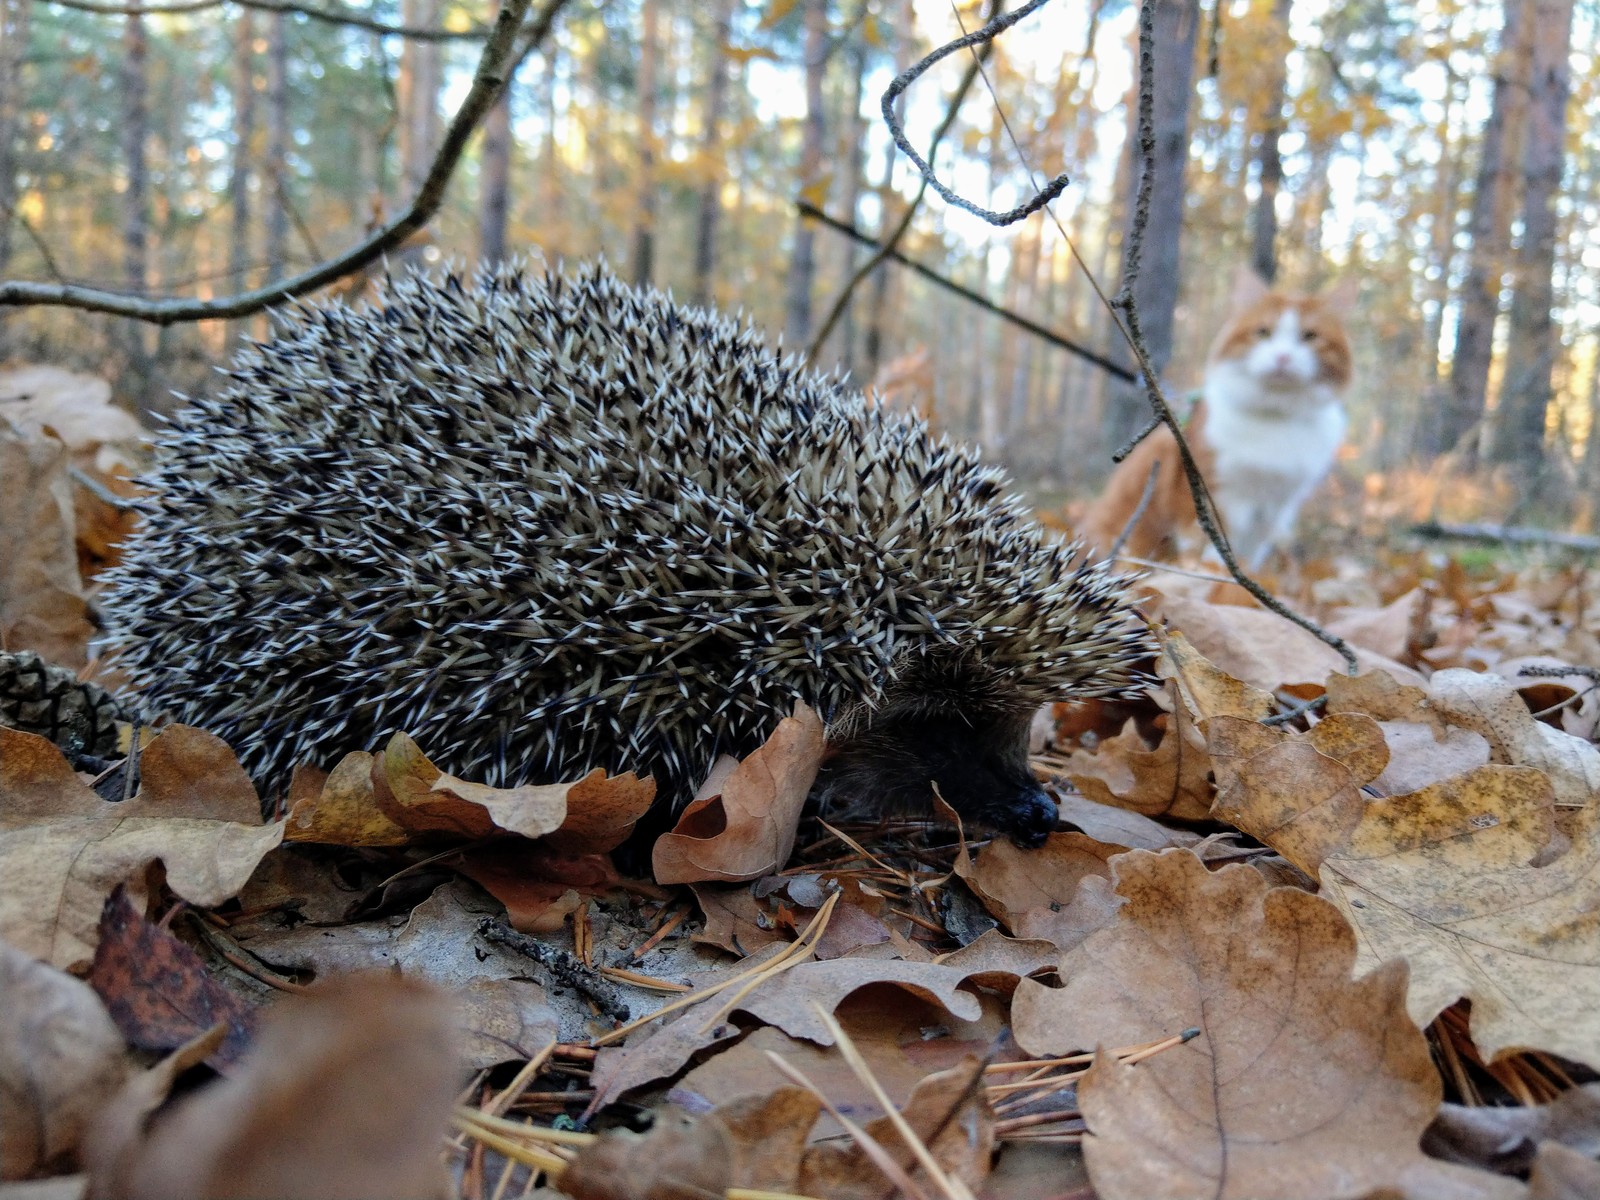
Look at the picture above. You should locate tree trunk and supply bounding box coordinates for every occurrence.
[479,84,512,266]
[0,0,30,282]
[830,37,869,371]
[1444,0,1534,463]
[1484,0,1575,483]
[862,0,914,381]
[690,0,736,307]
[1106,0,1201,454]
[398,0,443,195]
[783,0,828,347]
[227,11,257,341]
[121,14,152,413]
[630,0,660,286]
[1247,0,1292,283]
[263,10,289,281]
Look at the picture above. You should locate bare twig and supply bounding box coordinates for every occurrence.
[1107,459,1160,560]
[0,0,568,324]
[880,0,1068,226]
[41,0,493,40]
[805,0,998,361]
[799,201,1134,380]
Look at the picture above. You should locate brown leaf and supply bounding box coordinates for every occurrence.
[134,725,261,823]
[1320,773,1599,1067]
[0,416,93,667]
[1157,627,1276,721]
[1206,711,1388,875]
[284,751,408,846]
[1054,789,1203,851]
[0,940,132,1178]
[455,840,620,933]
[1010,849,1520,1200]
[561,1087,820,1199]
[85,974,460,1200]
[1064,704,1214,822]
[86,886,257,1067]
[689,881,789,956]
[379,732,569,839]
[653,703,823,884]
[0,728,284,968]
[956,831,1125,952]
[798,1057,994,1198]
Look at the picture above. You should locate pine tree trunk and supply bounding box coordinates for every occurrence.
[1247,0,1292,283]
[784,0,828,346]
[862,0,914,381]
[1106,0,1200,454]
[1444,0,1534,463]
[121,14,152,414]
[227,11,256,341]
[0,0,30,282]
[398,0,443,196]
[630,0,660,286]
[831,38,869,371]
[480,85,513,266]
[263,10,289,281]
[1484,0,1575,484]
[690,0,736,306]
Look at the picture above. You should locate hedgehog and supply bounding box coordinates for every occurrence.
[97,262,1151,849]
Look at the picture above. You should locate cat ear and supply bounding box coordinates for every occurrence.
[1231,265,1271,309]
[1318,276,1360,315]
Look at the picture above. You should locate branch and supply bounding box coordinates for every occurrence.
[879,0,1069,226]
[1409,520,1600,552]
[798,200,1135,381]
[806,0,998,361]
[38,0,494,40]
[1109,0,1358,674]
[0,0,568,324]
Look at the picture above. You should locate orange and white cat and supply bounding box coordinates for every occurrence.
[1082,268,1356,571]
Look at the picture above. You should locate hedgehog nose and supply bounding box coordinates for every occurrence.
[1007,787,1059,849]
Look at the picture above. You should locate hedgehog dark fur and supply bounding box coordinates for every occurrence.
[101,261,1150,848]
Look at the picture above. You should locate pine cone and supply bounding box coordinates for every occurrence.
[0,651,130,760]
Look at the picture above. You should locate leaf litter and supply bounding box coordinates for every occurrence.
[2,533,1600,1197]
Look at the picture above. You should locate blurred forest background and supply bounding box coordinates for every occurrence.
[0,0,1598,526]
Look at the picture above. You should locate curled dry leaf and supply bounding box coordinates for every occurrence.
[1010,850,1520,1200]
[1064,706,1214,823]
[85,974,460,1200]
[1206,710,1388,875]
[1157,627,1277,722]
[652,703,824,884]
[1428,668,1600,807]
[955,831,1125,953]
[560,1087,821,1199]
[380,731,572,839]
[0,415,93,667]
[0,941,132,1179]
[0,727,283,968]
[1320,772,1599,1067]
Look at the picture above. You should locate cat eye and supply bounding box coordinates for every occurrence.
[1302,330,1319,342]
[1255,327,1272,338]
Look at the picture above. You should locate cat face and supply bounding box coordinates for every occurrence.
[1208,273,1355,395]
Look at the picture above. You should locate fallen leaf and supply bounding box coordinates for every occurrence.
[561,1087,820,1199]
[86,886,257,1068]
[1320,773,1599,1067]
[0,728,283,968]
[283,751,407,846]
[85,974,460,1200]
[378,732,570,839]
[1157,627,1276,721]
[1206,711,1388,875]
[955,831,1125,952]
[1374,721,1492,795]
[653,703,824,884]
[1064,706,1214,822]
[1428,668,1600,807]
[0,416,93,667]
[0,941,132,1178]
[1053,788,1203,851]
[799,1057,994,1198]
[455,841,621,933]
[1010,849,1520,1200]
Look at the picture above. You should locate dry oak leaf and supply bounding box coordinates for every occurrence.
[378,731,573,839]
[84,974,460,1200]
[1206,710,1389,875]
[1157,627,1277,722]
[955,831,1126,953]
[0,940,132,1179]
[1010,849,1521,1200]
[1427,668,1600,808]
[0,415,93,667]
[1065,705,1214,823]
[0,727,283,969]
[1320,769,1599,1068]
[653,702,824,884]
